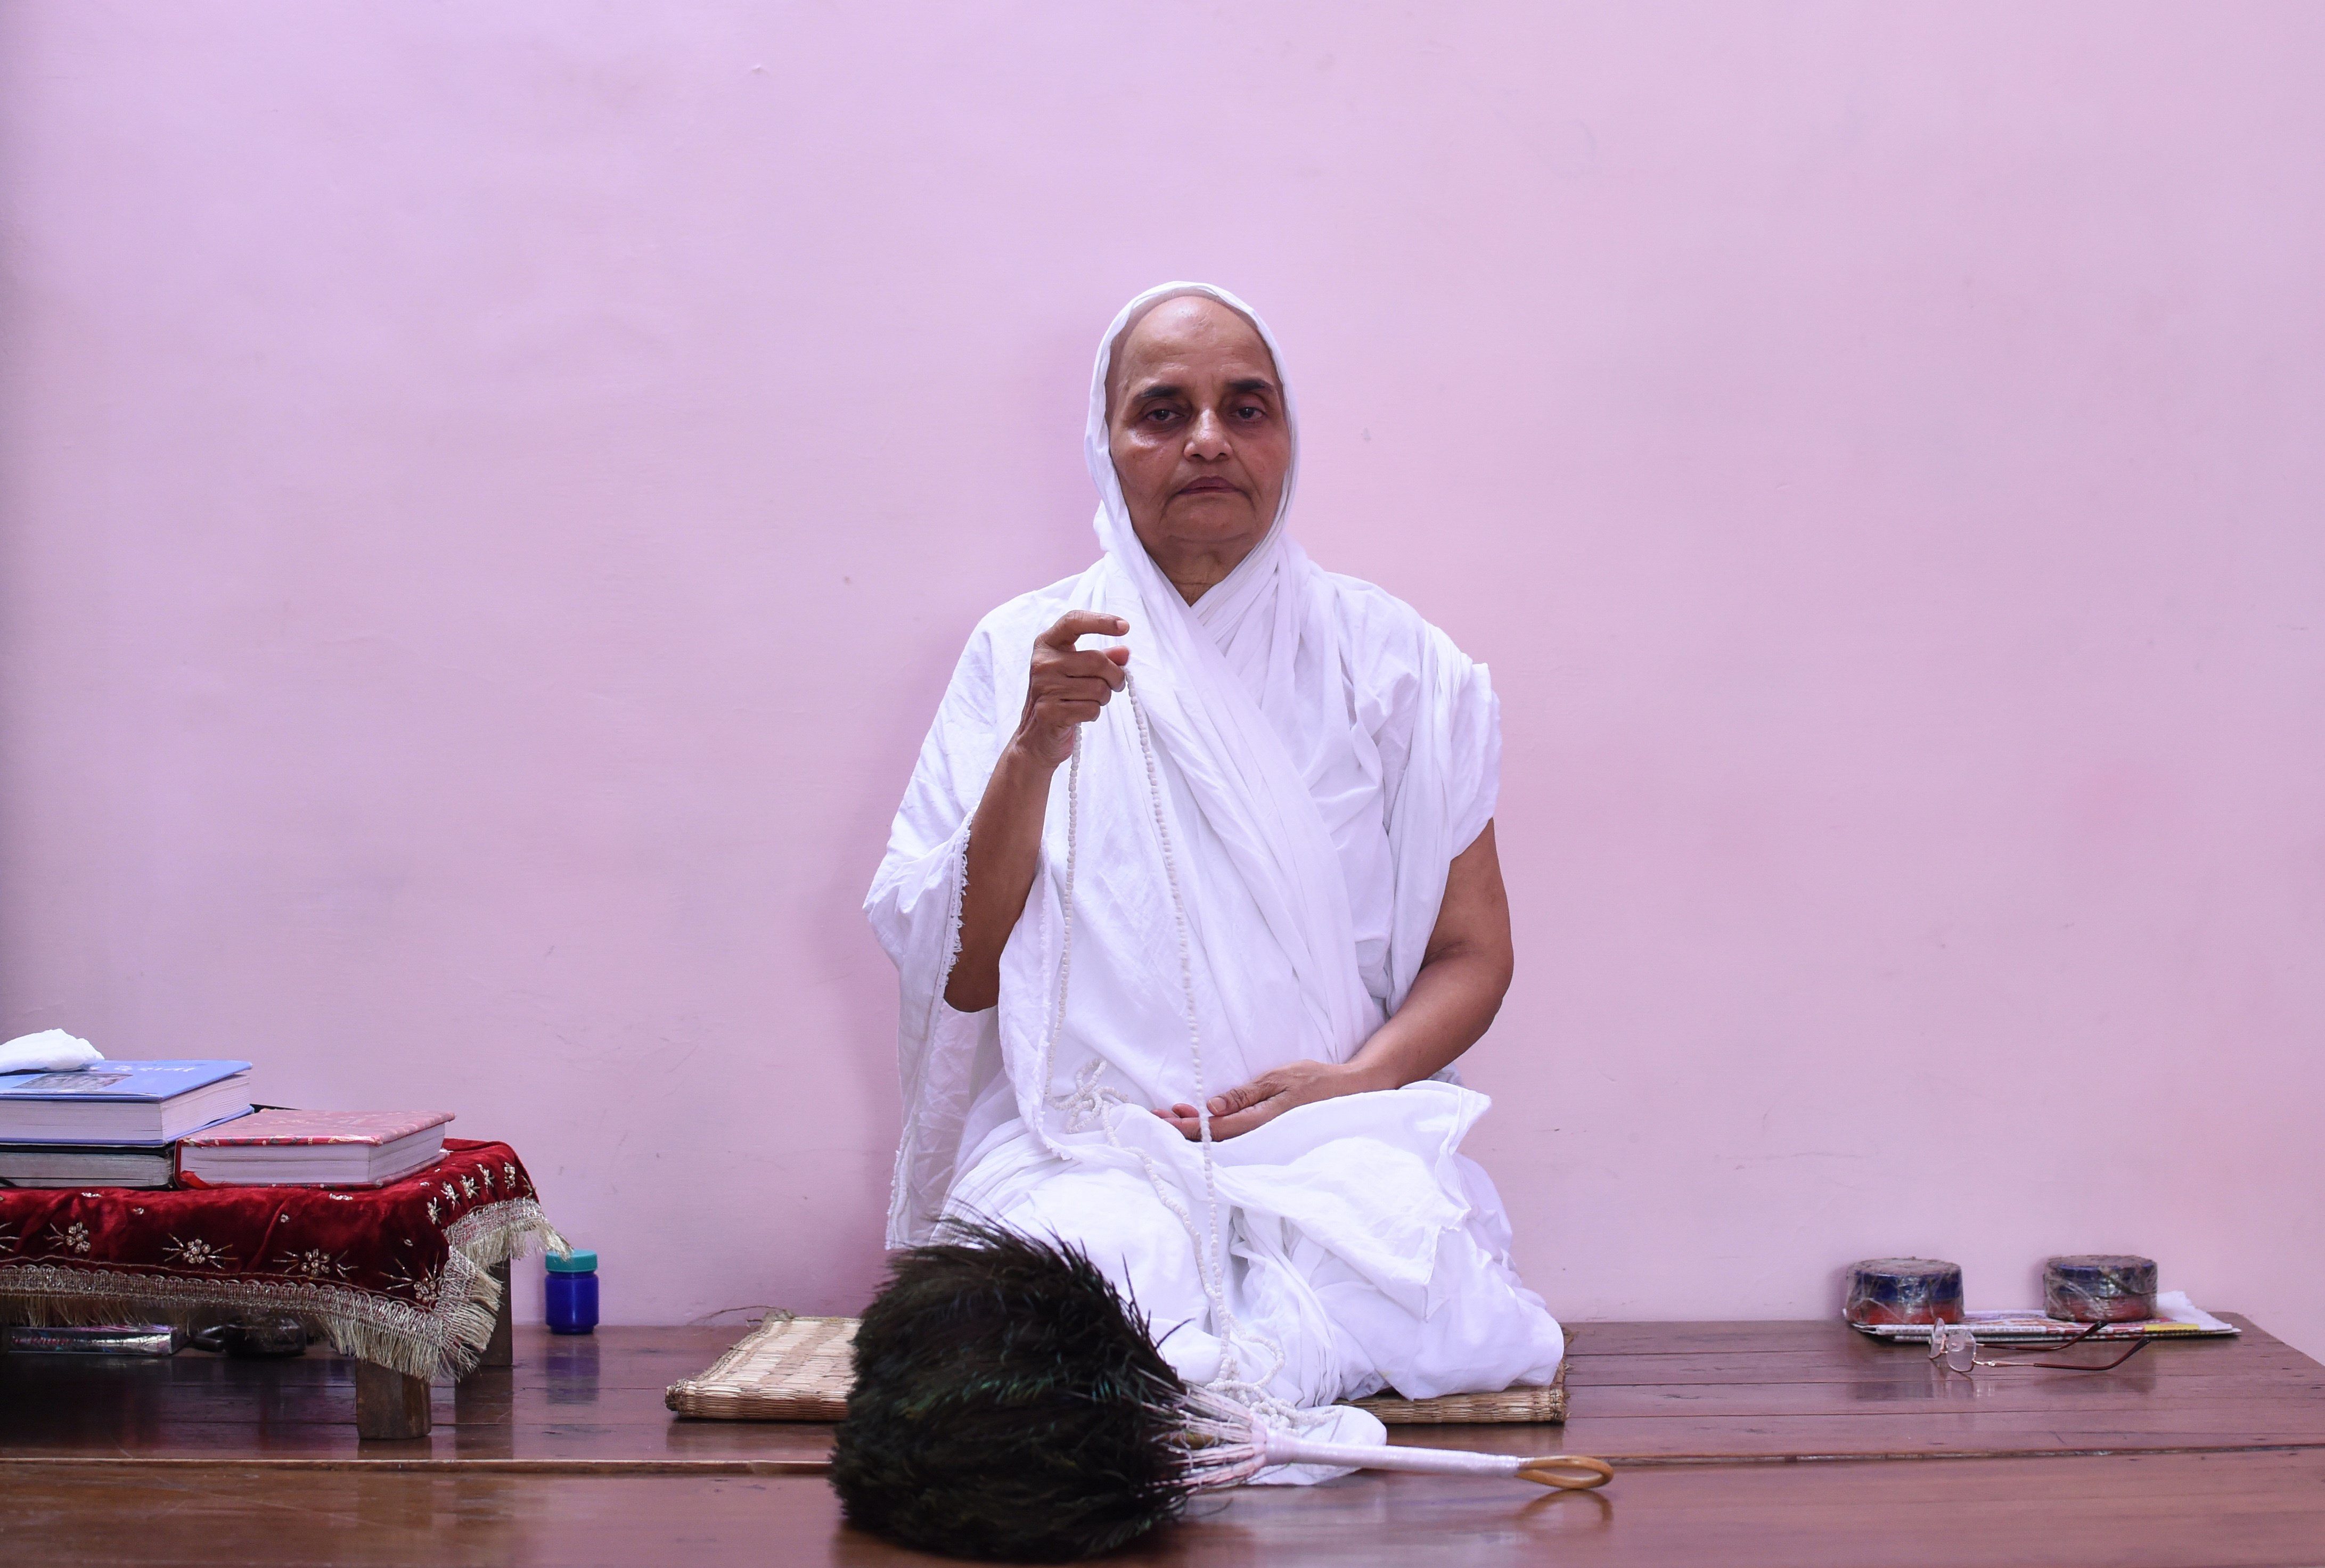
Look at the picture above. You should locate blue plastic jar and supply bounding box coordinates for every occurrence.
[545,1249,599,1335]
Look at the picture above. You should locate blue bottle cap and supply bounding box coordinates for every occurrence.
[546,1248,598,1273]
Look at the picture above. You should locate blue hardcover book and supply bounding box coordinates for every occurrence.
[0,1061,253,1146]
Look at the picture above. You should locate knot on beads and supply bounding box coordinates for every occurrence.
[1046,1059,1129,1135]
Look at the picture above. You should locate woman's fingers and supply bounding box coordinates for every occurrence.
[1038,676,1118,707]
[1037,612,1130,650]
[1030,661,1126,730]
[1207,1074,1281,1116]
[1159,1089,1288,1140]
[1016,614,1134,763]
[1210,1102,1283,1137]
[1160,1101,1206,1137]
[1030,681,1117,741]
[1206,1093,1289,1138]
[1045,651,1127,689]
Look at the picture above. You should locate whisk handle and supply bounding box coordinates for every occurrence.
[1261,1435,1612,1490]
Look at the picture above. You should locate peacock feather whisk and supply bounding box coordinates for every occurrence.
[831,1224,1610,1563]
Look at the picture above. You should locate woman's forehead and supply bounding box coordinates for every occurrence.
[1109,295,1280,404]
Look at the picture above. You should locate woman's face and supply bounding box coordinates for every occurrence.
[1107,296,1290,569]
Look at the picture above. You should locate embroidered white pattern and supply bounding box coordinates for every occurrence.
[48,1221,92,1255]
[162,1235,232,1269]
[276,1247,352,1280]
[425,1198,441,1225]
[383,1261,443,1310]
[460,1175,477,1198]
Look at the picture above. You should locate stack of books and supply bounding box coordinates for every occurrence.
[0,1061,454,1191]
[0,1061,252,1188]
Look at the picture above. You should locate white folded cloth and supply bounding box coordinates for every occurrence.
[0,1029,104,1074]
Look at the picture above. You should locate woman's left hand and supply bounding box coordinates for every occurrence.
[1155,1059,1385,1140]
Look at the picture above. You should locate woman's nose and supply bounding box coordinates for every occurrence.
[1184,408,1232,459]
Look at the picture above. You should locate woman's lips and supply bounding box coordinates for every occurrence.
[1176,478,1236,495]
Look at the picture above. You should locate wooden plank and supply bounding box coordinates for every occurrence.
[1564,1377,2325,1421]
[8,1451,2325,1567]
[9,1318,2323,1472]
[1537,1311,2325,1460]
[1568,1313,2276,1358]
[1562,1319,1873,1356]
[0,1458,830,1476]
[10,1317,2325,1565]
[1566,1339,2293,1387]
[0,1329,834,1465]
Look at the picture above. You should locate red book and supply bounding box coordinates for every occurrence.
[176,1110,455,1188]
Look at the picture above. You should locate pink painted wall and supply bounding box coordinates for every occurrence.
[4,4,2321,1348]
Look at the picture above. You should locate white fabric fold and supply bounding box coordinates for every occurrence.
[0,1029,103,1074]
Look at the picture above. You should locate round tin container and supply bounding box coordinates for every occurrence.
[2043,1255,2157,1323]
[1844,1258,1966,1326]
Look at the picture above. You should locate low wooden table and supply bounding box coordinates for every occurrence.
[0,1137,559,1440]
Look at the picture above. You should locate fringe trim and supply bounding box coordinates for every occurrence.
[0,1196,564,1383]
[941,818,972,977]
[891,820,975,1250]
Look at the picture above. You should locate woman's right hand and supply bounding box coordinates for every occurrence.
[947,611,1133,1011]
[1012,611,1131,769]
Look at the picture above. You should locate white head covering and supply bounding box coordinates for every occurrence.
[1091,285,1338,729]
[1071,283,1378,1062]
[1084,282,1297,635]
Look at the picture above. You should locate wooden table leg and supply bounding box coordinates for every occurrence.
[354,1358,432,1440]
[478,1259,514,1370]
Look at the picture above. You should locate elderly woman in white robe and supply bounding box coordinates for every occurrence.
[866,283,1562,1467]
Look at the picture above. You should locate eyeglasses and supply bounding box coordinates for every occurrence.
[1927,1318,2150,1376]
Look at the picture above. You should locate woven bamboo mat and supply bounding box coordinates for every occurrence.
[665,1315,1566,1424]
[1349,1359,1567,1424]
[666,1315,857,1420]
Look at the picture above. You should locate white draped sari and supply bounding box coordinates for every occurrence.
[864,284,1562,1471]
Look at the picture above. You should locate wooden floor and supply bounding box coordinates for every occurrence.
[7,1317,2325,1564]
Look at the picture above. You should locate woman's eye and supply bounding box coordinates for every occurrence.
[1144,408,1179,425]
[1234,405,1265,422]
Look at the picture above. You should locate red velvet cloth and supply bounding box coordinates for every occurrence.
[0,1138,554,1378]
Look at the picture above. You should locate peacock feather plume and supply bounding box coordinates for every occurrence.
[831,1222,1201,1561]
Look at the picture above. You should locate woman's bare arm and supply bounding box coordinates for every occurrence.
[1344,819,1514,1086]
[1160,821,1513,1137]
[943,611,1129,1012]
